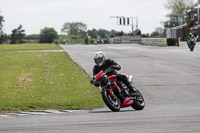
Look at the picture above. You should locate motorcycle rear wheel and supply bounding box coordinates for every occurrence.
[102,90,121,112]
[131,89,145,110]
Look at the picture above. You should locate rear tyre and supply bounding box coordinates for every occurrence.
[102,90,121,112]
[131,89,145,110]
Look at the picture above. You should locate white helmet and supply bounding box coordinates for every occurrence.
[94,51,105,66]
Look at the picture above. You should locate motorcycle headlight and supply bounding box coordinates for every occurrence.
[100,75,108,86]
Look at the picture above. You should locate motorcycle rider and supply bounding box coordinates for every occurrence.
[91,51,136,94]
[187,33,195,46]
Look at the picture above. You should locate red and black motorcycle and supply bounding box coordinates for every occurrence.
[92,67,145,112]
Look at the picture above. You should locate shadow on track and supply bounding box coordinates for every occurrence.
[89,109,137,114]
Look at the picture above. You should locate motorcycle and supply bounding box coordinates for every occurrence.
[91,67,145,112]
[187,38,196,52]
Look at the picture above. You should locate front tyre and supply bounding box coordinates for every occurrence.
[190,45,194,51]
[102,90,121,112]
[189,42,195,52]
[131,89,145,110]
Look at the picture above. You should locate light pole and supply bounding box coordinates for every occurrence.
[198,5,199,25]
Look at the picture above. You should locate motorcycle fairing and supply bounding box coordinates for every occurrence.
[95,70,105,81]
[121,98,134,108]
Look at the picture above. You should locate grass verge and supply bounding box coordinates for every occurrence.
[0,44,104,111]
[0,43,62,51]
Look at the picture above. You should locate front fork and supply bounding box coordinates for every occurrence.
[101,82,121,100]
[101,89,114,96]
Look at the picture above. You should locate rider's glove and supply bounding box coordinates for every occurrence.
[110,65,116,69]
[93,81,100,87]
[90,79,94,84]
[90,79,100,87]
[110,65,121,70]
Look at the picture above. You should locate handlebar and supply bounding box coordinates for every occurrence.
[103,67,112,73]
[91,66,116,84]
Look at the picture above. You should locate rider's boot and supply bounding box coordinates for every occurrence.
[128,85,141,100]
[128,85,137,94]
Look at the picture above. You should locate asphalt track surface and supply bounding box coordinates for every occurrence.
[1,42,200,133]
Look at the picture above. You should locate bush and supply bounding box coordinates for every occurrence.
[39,27,58,43]
[89,39,95,44]
[84,36,88,44]
[71,36,78,39]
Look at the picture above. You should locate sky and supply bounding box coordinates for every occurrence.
[0,0,174,35]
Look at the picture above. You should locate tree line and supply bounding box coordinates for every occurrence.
[0,15,58,44]
[0,18,122,44]
[0,16,170,44]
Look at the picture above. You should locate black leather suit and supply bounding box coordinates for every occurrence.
[93,59,132,88]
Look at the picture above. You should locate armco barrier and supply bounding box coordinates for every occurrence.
[109,36,141,44]
[141,38,167,47]
[109,37,169,47]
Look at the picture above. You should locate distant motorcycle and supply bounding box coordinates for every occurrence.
[187,38,196,52]
[91,67,145,112]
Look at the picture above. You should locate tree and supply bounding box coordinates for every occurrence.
[150,31,159,37]
[84,36,89,44]
[155,27,163,35]
[87,28,111,39]
[61,22,87,36]
[10,24,25,44]
[185,19,192,36]
[150,27,163,37]
[165,0,195,14]
[141,33,149,38]
[39,27,57,43]
[87,29,98,38]
[25,34,40,40]
[110,30,118,37]
[97,29,110,38]
[0,16,6,44]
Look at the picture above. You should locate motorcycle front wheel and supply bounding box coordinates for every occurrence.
[190,45,195,52]
[102,90,121,112]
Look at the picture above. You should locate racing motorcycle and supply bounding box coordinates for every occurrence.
[187,38,196,52]
[91,67,145,112]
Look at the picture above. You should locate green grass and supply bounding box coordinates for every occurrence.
[0,44,103,111]
[0,43,62,51]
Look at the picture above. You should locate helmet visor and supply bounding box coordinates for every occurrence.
[95,58,103,65]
